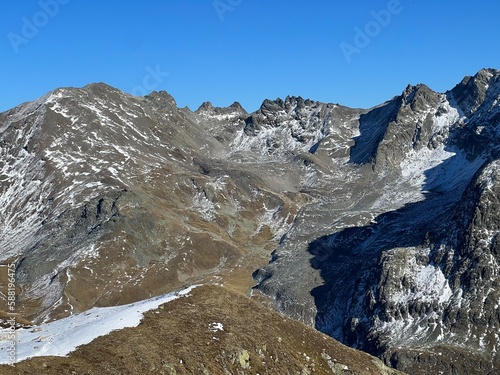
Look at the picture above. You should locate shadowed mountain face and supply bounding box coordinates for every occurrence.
[253,69,500,374]
[1,69,500,374]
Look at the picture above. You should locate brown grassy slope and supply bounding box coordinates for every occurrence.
[0,285,406,375]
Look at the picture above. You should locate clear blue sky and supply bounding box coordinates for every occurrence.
[1,0,499,113]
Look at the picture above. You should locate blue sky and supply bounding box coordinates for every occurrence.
[1,0,499,113]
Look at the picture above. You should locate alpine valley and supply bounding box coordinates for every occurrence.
[1,68,499,374]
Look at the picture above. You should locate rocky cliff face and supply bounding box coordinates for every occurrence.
[1,69,499,374]
[253,69,500,374]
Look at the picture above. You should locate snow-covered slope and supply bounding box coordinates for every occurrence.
[0,286,197,364]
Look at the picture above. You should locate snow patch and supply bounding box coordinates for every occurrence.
[208,322,224,332]
[433,101,459,132]
[391,262,453,305]
[400,145,455,188]
[0,286,198,364]
[479,159,500,190]
[191,190,216,221]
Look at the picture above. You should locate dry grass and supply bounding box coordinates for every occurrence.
[1,285,406,375]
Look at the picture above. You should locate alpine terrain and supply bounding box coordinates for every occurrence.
[0,68,499,374]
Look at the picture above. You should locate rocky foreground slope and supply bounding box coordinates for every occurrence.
[0,68,499,374]
[1,285,405,375]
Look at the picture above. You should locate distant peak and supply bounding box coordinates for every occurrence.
[450,68,500,116]
[196,101,247,114]
[285,95,306,103]
[477,67,499,78]
[84,82,113,89]
[229,101,245,111]
[259,96,319,113]
[197,101,213,111]
[402,83,432,94]
[400,83,436,107]
[457,68,499,88]
[473,68,500,86]
[83,82,120,94]
[144,90,177,107]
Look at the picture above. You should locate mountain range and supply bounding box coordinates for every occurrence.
[1,68,499,374]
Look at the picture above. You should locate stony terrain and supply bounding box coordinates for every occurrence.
[254,69,500,374]
[0,85,304,323]
[0,68,499,374]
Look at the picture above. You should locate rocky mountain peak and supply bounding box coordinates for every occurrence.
[237,95,338,157]
[228,101,245,111]
[258,98,284,113]
[447,69,500,158]
[258,96,319,114]
[197,101,214,111]
[195,100,247,116]
[450,68,500,117]
[83,82,120,94]
[144,90,177,108]
[399,83,439,111]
